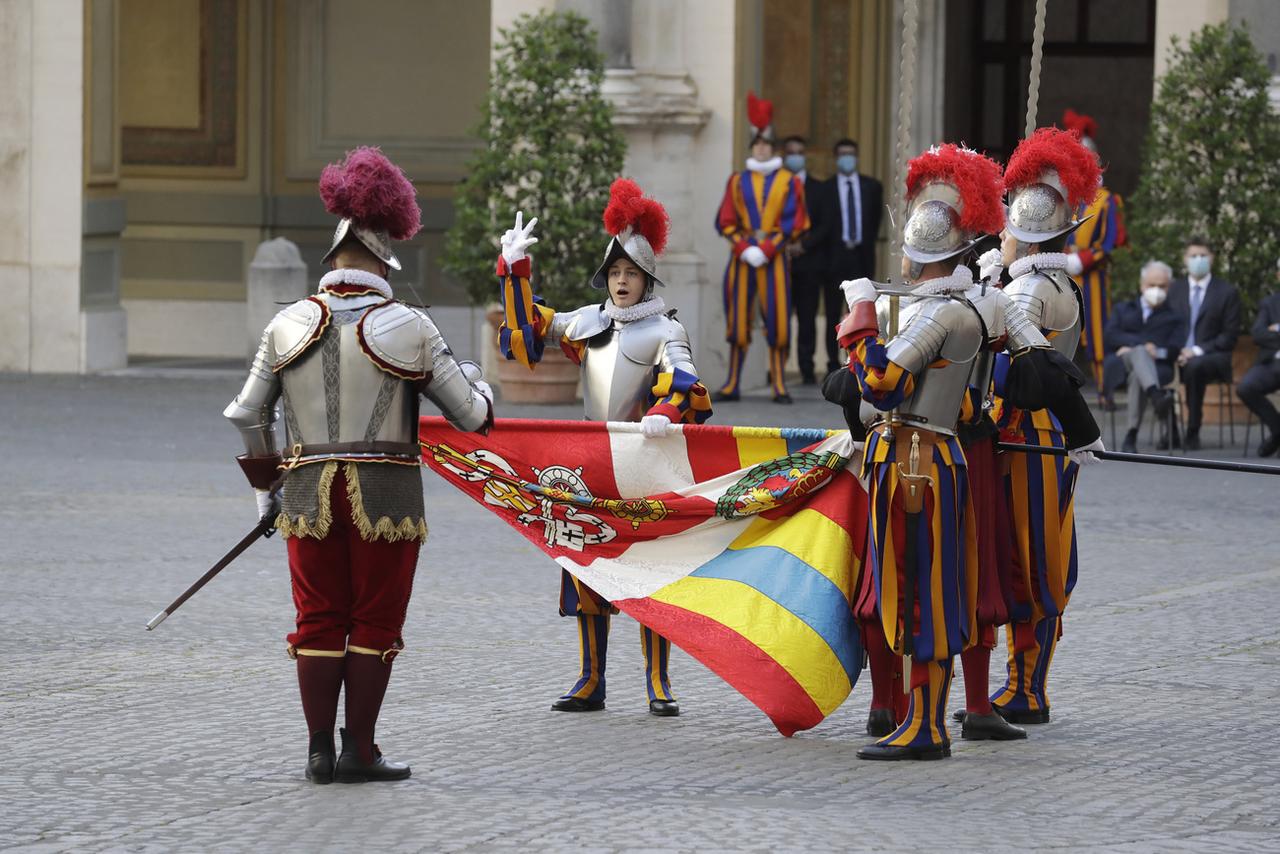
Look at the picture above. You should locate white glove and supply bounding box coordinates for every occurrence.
[500,211,538,265]
[473,380,494,406]
[640,413,672,439]
[739,245,768,268]
[1069,436,1105,467]
[1065,253,1084,276]
[254,488,279,521]
[978,248,1003,283]
[840,278,878,308]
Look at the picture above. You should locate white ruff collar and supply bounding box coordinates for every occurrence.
[912,267,975,296]
[746,156,783,175]
[319,268,393,299]
[604,295,667,323]
[1010,252,1069,279]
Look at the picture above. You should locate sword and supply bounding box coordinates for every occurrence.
[996,443,1280,476]
[145,454,298,631]
[145,513,278,630]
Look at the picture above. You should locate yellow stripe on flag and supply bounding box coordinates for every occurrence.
[648,576,852,715]
[733,430,788,469]
[728,509,854,602]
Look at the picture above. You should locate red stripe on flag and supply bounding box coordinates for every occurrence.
[685,424,748,482]
[617,597,825,737]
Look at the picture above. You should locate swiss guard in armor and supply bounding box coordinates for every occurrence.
[225,148,494,784]
[991,127,1105,725]
[497,179,712,717]
[715,92,809,403]
[837,144,998,761]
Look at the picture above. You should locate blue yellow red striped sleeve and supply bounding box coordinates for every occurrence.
[497,255,557,369]
[1076,191,1126,274]
[849,337,915,410]
[647,368,713,424]
[716,174,751,254]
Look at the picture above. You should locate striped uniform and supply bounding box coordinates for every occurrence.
[1065,187,1126,387]
[849,334,979,753]
[715,167,808,397]
[993,404,1079,717]
[499,254,712,706]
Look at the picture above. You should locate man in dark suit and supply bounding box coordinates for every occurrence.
[824,138,882,374]
[1167,237,1242,450]
[1236,262,1280,457]
[782,135,837,384]
[1102,260,1186,452]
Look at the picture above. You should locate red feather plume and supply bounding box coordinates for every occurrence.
[602,178,669,256]
[318,146,421,241]
[1061,108,1098,140]
[905,144,1005,236]
[1003,127,1102,210]
[746,90,773,132]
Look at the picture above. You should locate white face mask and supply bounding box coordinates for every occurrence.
[1142,286,1167,308]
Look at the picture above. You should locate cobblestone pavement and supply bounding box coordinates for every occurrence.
[2,372,1278,853]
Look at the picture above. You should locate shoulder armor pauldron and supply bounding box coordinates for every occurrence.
[563,304,611,342]
[270,297,330,371]
[357,301,431,381]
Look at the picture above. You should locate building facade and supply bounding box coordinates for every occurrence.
[1,0,1274,378]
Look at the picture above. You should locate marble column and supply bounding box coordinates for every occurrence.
[0,0,86,372]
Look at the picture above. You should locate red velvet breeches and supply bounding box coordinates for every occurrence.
[285,470,419,655]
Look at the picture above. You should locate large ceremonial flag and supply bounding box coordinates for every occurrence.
[419,417,868,736]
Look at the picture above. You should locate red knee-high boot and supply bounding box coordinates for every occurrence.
[863,627,902,736]
[297,654,345,783]
[335,652,411,783]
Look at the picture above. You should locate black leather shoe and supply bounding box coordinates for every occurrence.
[1156,429,1181,451]
[1258,433,1280,458]
[866,708,896,737]
[551,697,605,712]
[993,704,1050,725]
[717,390,740,402]
[1121,428,1138,454]
[952,709,967,723]
[649,700,680,717]
[305,730,335,784]
[1185,433,1202,451]
[857,741,950,761]
[773,393,793,405]
[1146,386,1173,420]
[334,727,411,783]
[961,711,1027,741]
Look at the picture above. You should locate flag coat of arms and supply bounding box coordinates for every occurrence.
[419,418,868,736]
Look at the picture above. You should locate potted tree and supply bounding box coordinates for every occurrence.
[442,10,626,404]
[1117,22,1280,423]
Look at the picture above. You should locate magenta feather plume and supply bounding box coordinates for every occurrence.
[318,146,421,240]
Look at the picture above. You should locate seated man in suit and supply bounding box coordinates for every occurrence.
[1167,237,1242,450]
[1236,261,1280,457]
[1103,260,1186,452]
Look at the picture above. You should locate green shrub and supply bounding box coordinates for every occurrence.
[1118,22,1280,315]
[442,10,626,310]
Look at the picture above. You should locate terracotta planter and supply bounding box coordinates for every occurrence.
[485,309,581,405]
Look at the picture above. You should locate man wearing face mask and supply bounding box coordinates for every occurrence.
[826,139,883,369]
[1102,260,1186,453]
[782,135,838,385]
[1235,260,1280,457]
[715,92,809,403]
[498,179,712,718]
[1167,238,1242,451]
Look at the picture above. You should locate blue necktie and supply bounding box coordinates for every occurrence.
[1187,284,1203,348]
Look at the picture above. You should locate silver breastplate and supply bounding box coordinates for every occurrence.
[859,296,984,436]
[278,314,418,448]
[581,315,673,422]
[1005,268,1081,358]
